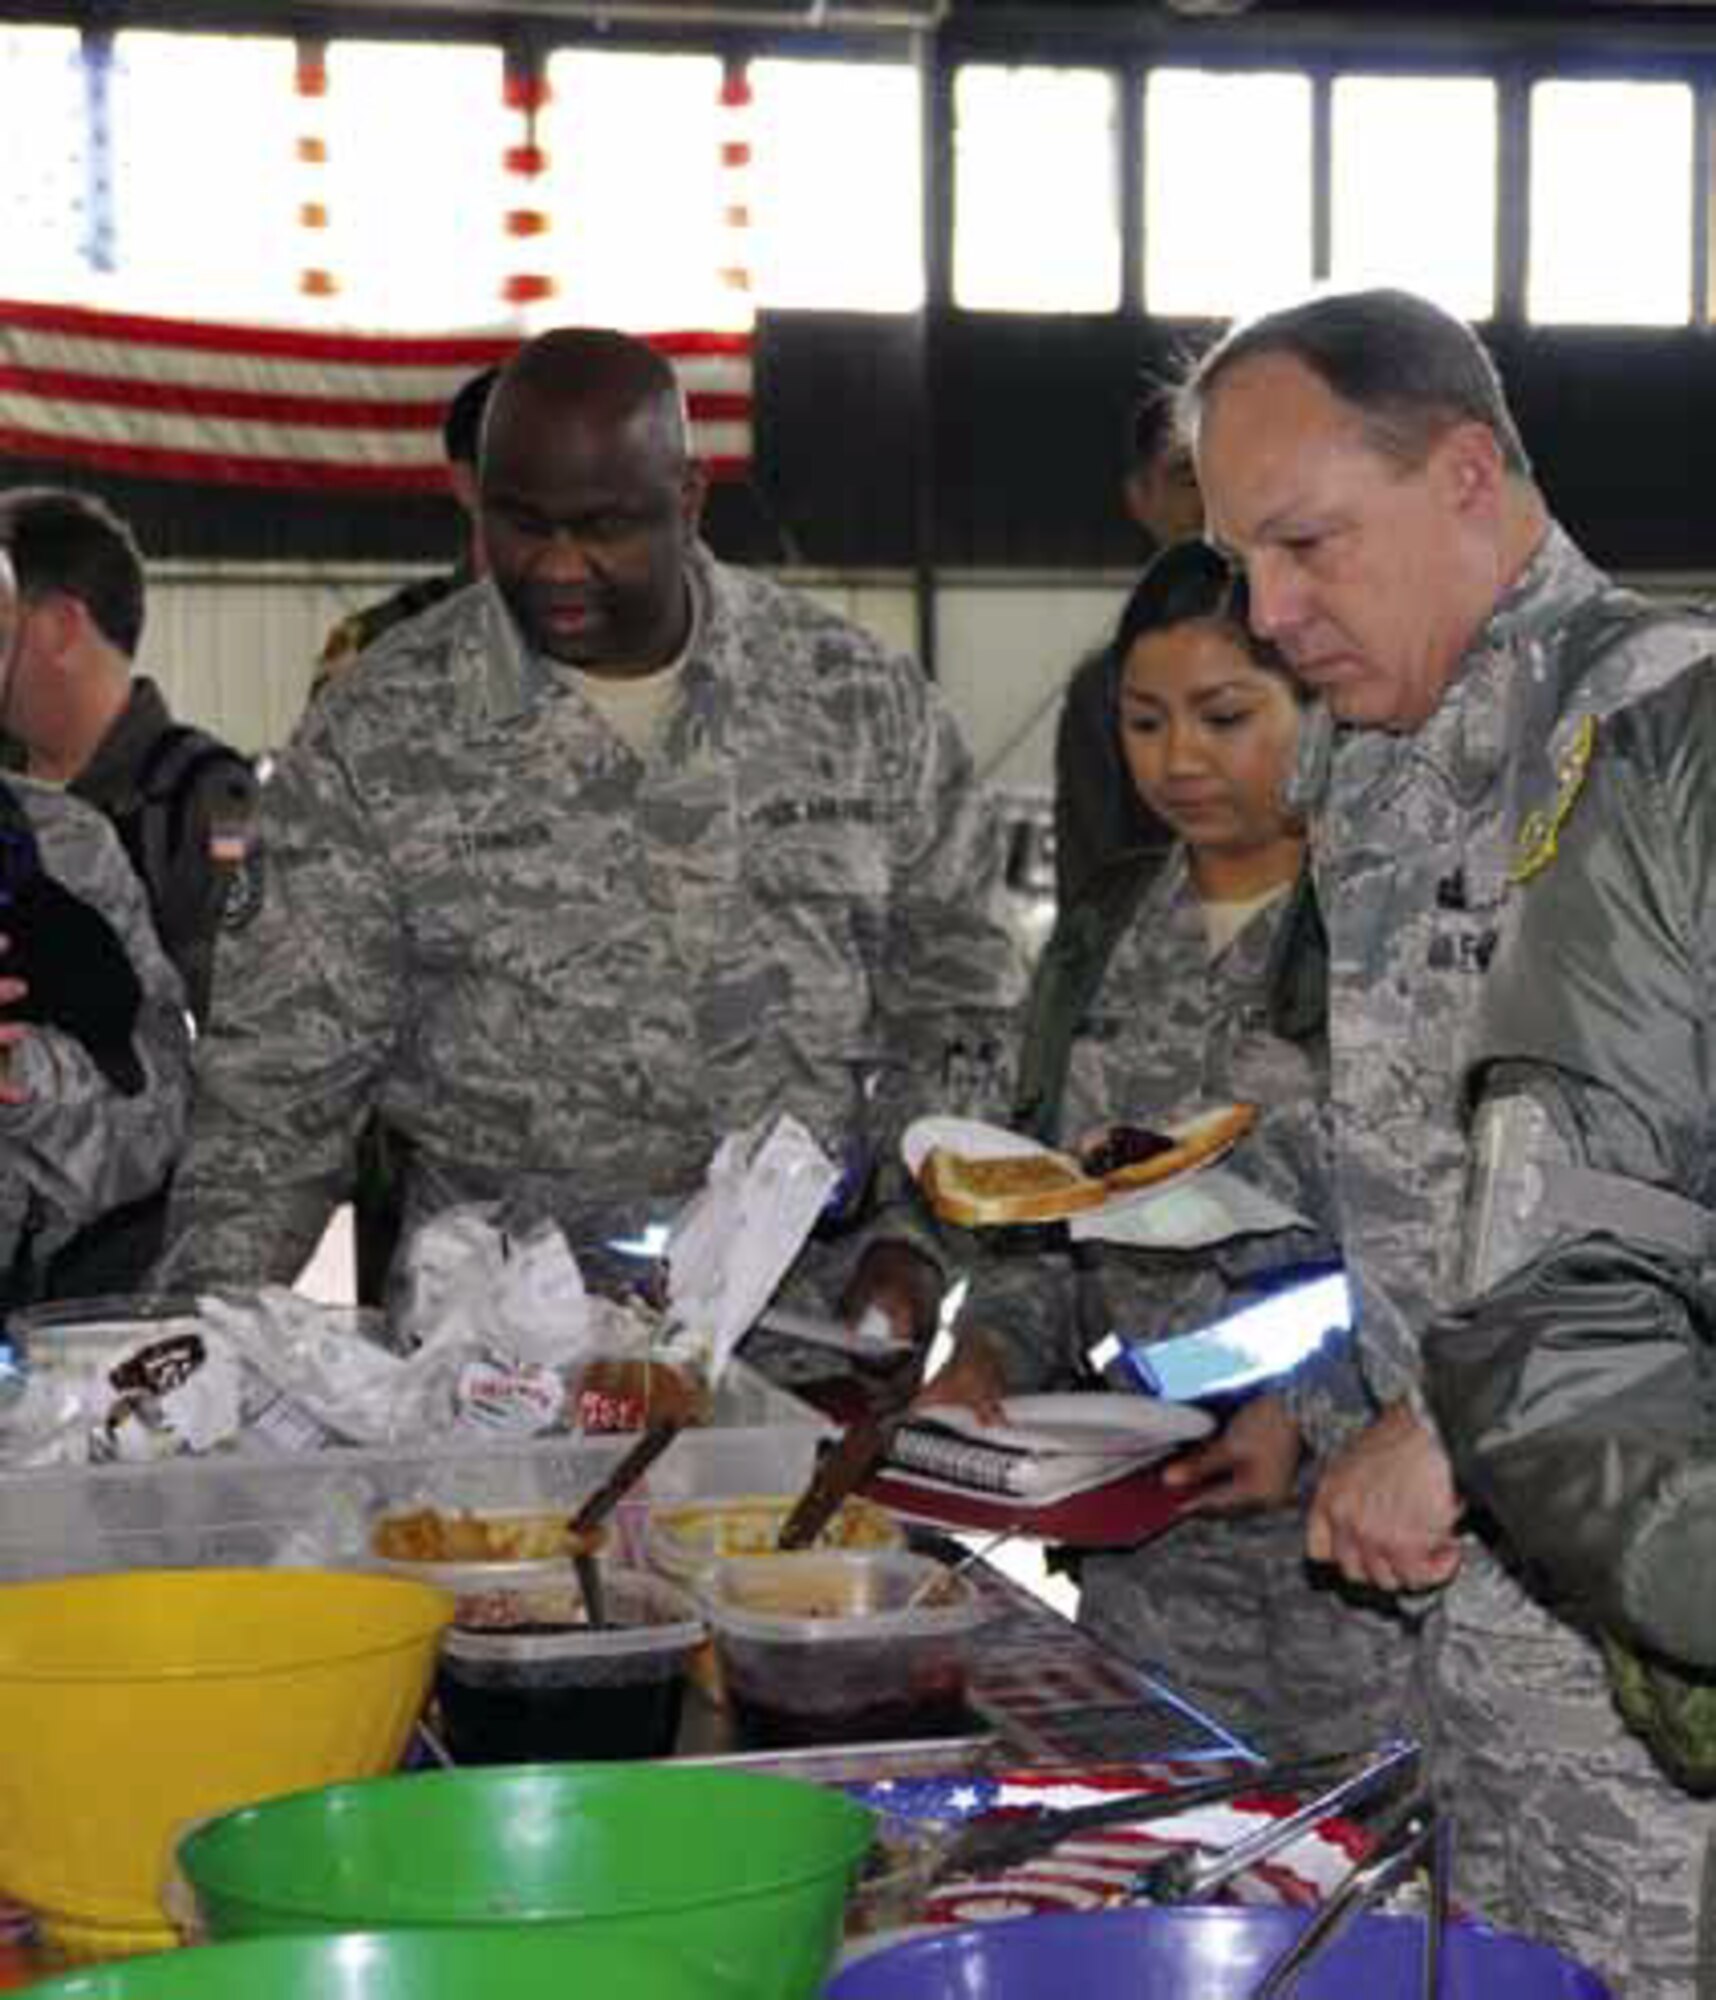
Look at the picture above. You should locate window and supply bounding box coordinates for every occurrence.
[321,41,510,329]
[750,59,922,312]
[1331,76,1497,318]
[954,65,1119,313]
[109,31,300,318]
[543,51,738,332]
[1143,68,1313,318]
[0,28,88,300]
[1529,79,1693,325]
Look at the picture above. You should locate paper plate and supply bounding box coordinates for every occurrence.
[900,1117,1064,1180]
[902,1109,1258,1230]
[926,1394,1214,1460]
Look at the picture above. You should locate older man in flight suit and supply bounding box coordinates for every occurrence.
[1430,659,1716,1990]
[159,328,1023,1343]
[1180,286,1716,1995]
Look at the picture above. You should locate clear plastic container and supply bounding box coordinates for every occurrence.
[646,1493,903,1590]
[368,1504,603,1569]
[364,1550,588,1624]
[435,1567,704,1765]
[702,1551,989,1749]
[0,1372,824,1582]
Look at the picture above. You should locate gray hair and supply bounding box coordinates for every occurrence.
[1180,288,1532,479]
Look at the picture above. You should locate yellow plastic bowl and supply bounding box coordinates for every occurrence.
[0,1568,452,1963]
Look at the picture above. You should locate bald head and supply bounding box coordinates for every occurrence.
[487,328,689,480]
[478,328,706,676]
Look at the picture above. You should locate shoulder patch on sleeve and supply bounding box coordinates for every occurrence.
[219,837,265,932]
[1512,711,1596,885]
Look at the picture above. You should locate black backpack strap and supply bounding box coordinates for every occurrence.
[116,725,253,914]
[1012,856,1156,1144]
[1263,865,1328,1048]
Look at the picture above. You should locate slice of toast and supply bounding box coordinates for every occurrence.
[919,1146,1108,1227]
[919,1103,1260,1227]
[1099,1103,1257,1194]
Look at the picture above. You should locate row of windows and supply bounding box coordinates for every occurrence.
[0,26,1703,329]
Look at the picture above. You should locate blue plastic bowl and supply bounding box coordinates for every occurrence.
[827,1905,1612,1999]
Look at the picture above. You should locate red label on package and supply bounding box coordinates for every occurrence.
[454,1359,564,1435]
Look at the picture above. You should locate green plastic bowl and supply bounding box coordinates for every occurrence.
[177,1764,874,2000]
[20,1926,731,2000]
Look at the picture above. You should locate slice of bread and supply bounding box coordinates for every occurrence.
[1099,1102,1257,1193]
[920,1147,1109,1227]
[919,1102,1260,1227]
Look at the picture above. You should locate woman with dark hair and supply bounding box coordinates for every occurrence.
[921,540,1418,1756]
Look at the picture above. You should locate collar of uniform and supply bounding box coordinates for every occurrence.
[673,544,739,741]
[1329,521,1594,817]
[1433,519,1606,805]
[1284,698,1338,818]
[466,543,731,734]
[1416,637,1515,807]
[69,675,174,808]
[454,579,545,728]
[1475,518,1603,657]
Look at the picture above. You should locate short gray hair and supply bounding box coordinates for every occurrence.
[1181,288,1531,479]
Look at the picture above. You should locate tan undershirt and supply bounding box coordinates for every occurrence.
[569,656,688,757]
[1201,881,1291,959]
[567,580,700,757]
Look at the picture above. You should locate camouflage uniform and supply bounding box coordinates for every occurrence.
[1307,522,1716,1997]
[159,548,1023,1293]
[0,780,192,1299]
[308,566,469,707]
[962,846,1420,1758]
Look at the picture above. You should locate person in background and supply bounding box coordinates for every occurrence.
[306,364,501,1300]
[0,546,192,1307]
[309,362,500,703]
[158,327,1023,1348]
[1051,391,1204,913]
[0,488,255,1032]
[920,540,1417,1756]
[1187,285,1716,1997]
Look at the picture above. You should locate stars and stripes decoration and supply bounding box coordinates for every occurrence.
[847,1765,1368,1926]
[0,300,755,490]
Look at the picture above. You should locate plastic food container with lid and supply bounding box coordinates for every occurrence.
[701,1550,989,1749]
[434,1566,704,1764]
[646,1492,904,1591]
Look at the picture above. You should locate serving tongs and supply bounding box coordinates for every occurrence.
[1133,1736,1422,1907]
[927,1746,1369,1885]
[567,1414,688,1628]
[777,1409,902,1551]
[928,1744,1400,1880]
[1248,1788,1450,2000]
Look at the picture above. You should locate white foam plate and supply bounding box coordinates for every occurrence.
[922,1392,1214,1459]
[900,1117,1064,1180]
[900,1109,1253,1225]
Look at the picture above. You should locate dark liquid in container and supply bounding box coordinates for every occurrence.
[435,1663,686,1765]
[729,1682,973,1750]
